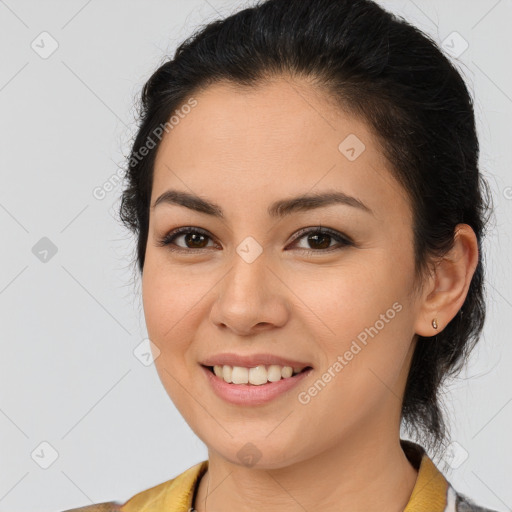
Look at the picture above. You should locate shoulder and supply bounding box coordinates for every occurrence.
[56,480,171,512]
[59,503,122,512]
[451,486,501,512]
[59,460,208,512]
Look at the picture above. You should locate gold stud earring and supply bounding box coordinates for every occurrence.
[432,318,438,330]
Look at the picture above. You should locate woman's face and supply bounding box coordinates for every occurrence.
[142,78,425,468]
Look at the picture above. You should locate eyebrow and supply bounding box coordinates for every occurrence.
[152,189,374,218]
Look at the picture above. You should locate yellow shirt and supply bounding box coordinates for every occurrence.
[63,439,497,512]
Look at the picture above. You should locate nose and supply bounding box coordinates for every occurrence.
[209,251,290,336]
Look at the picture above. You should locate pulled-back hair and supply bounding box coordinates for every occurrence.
[119,0,494,457]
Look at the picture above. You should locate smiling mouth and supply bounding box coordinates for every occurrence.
[204,364,313,386]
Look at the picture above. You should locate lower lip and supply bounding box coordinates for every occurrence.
[201,365,313,406]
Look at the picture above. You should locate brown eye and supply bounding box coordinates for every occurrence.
[288,227,353,254]
[157,227,216,251]
[305,232,331,250]
[181,231,209,249]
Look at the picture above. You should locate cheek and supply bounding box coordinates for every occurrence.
[294,307,412,445]
[141,259,200,370]
[287,252,407,333]
[289,254,413,403]
[141,260,203,415]
[142,251,202,334]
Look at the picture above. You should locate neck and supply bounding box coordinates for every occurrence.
[193,433,419,512]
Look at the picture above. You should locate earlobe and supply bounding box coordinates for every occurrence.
[414,310,441,338]
[414,224,479,338]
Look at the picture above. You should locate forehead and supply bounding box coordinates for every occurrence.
[151,78,412,223]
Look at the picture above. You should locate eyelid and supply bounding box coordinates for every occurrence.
[290,225,354,246]
[156,226,218,249]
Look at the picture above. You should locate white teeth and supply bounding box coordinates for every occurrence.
[222,365,232,382]
[211,364,305,385]
[267,365,283,382]
[231,366,249,384]
[249,366,268,385]
[281,366,293,378]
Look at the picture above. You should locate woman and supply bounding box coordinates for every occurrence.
[64,0,499,510]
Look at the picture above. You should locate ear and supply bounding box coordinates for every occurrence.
[414,224,479,337]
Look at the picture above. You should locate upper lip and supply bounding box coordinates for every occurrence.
[200,353,313,370]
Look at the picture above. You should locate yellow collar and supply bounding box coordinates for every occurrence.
[401,439,452,512]
[120,440,451,512]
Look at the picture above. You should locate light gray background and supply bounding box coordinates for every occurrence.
[0,1,511,511]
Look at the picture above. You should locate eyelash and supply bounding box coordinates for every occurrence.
[156,226,354,255]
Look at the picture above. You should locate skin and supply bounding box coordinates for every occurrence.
[141,76,479,512]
